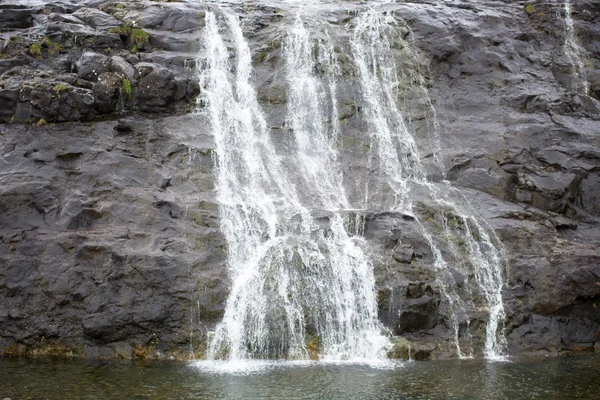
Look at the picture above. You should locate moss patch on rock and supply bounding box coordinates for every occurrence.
[29,37,63,59]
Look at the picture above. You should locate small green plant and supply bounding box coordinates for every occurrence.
[108,23,132,36]
[121,78,133,98]
[29,42,42,58]
[525,4,535,14]
[36,118,47,126]
[109,23,150,52]
[53,83,69,98]
[116,3,125,8]
[42,37,62,55]
[29,37,62,59]
[130,28,150,48]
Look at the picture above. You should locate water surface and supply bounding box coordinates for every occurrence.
[1,355,599,399]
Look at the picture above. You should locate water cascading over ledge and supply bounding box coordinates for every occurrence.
[350,9,508,359]
[563,0,590,95]
[197,10,389,362]
[196,5,509,362]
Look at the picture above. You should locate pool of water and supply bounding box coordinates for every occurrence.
[1,354,599,399]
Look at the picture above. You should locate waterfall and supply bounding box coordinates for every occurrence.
[563,0,590,95]
[284,16,347,209]
[350,9,507,359]
[198,10,389,362]
[197,5,508,363]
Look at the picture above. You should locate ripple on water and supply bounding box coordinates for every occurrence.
[191,358,405,375]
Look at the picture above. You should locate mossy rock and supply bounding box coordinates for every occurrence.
[27,343,75,358]
[29,37,63,59]
[121,78,133,98]
[53,83,69,97]
[131,28,150,51]
[306,335,319,360]
[108,24,151,52]
[388,336,411,360]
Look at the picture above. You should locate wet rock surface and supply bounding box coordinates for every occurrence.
[0,0,199,124]
[1,0,599,360]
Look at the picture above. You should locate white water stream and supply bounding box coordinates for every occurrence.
[198,10,389,362]
[197,6,508,362]
[350,9,507,359]
[563,0,590,95]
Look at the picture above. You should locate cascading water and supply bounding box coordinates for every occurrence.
[350,9,508,359]
[198,10,389,363]
[563,0,590,95]
[284,17,347,209]
[197,4,508,364]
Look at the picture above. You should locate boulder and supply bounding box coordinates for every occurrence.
[77,52,110,82]
[110,56,137,82]
[0,8,35,29]
[72,8,121,29]
[93,72,123,114]
[0,90,18,122]
[137,68,177,112]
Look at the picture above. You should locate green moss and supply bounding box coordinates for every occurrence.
[133,345,150,359]
[388,337,412,360]
[28,343,74,358]
[306,336,319,360]
[108,23,132,36]
[29,37,62,59]
[29,42,42,58]
[36,118,47,127]
[525,4,535,14]
[42,37,62,55]
[194,237,211,251]
[116,3,125,8]
[4,343,21,357]
[109,23,149,52]
[53,83,69,97]
[130,28,150,48]
[121,78,133,98]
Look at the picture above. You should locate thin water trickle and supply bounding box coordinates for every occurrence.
[350,9,508,359]
[563,0,589,95]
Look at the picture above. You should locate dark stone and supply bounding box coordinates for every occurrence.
[0,8,35,29]
[72,8,121,29]
[77,52,111,82]
[162,6,204,32]
[398,295,440,333]
[92,72,123,114]
[110,56,136,82]
[0,90,18,122]
[136,69,177,113]
[0,56,30,77]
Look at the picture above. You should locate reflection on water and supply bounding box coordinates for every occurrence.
[1,355,599,399]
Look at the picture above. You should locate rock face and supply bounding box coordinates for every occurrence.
[0,0,599,360]
[0,0,199,125]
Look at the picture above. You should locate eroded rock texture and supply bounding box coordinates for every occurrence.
[0,0,599,359]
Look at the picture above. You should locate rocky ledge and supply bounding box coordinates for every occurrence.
[0,0,202,124]
[1,0,600,361]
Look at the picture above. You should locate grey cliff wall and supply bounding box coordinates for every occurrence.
[0,0,599,360]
